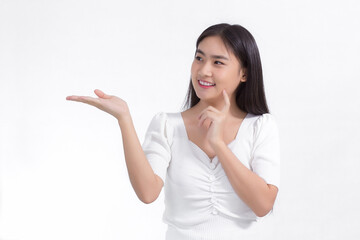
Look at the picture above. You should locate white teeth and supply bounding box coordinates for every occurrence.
[199,80,215,86]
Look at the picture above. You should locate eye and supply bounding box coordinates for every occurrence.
[195,56,203,61]
[214,61,224,65]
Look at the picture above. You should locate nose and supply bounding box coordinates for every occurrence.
[198,61,213,77]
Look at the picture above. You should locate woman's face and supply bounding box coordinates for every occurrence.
[191,35,246,105]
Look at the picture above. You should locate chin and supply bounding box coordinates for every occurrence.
[196,94,221,104]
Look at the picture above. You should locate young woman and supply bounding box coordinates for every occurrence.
[67,23,280,239]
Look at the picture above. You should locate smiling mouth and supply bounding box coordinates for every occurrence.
[198,80,216,87]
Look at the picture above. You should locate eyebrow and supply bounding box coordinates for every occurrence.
[196,49,229,61]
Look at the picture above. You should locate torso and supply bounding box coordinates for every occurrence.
[181,107,247,161]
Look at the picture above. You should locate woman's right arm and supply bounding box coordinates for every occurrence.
[66,89,163,204]
[118,115,164,204]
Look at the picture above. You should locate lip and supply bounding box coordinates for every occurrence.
[198,79,216,89]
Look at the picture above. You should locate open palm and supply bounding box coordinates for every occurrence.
[66,89,130,122]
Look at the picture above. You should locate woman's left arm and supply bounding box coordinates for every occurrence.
[212,142,278,217]
[198,90,278,217]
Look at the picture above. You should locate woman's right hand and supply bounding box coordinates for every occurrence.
[67,89,163,203]
[66,89,130,123]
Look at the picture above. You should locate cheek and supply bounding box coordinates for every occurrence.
[228,70,242,85]
[190,62,197,75]
[230,80,241,91]
[191,63,200,82]
[213,71,228,84]
[219,72,241,89]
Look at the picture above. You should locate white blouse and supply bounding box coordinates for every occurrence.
[142,112,280,240]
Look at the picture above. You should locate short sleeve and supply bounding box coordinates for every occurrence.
[142,112,172,184]
[251,114,281,189]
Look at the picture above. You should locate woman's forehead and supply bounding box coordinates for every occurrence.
[197,36,241,66]
[197,36,235,59]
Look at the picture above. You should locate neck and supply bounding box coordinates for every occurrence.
[194,96,246,118]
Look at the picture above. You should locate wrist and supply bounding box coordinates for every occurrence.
[117,114,132,127]
[210,139,226,152]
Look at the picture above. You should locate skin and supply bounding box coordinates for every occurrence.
[66,35,278,216]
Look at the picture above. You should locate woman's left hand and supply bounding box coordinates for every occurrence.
[198,90,230,148]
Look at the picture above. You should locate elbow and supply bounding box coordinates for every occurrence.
[141,196,157,204]
[254,208,272,218]
[254,203,274,217]
[138,190,160,204]
[137,174,163,204]
[254,185,278,217]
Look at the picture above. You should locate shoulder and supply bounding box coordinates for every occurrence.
[149,112,179,127]
[146,111,181,144]
[253,113,278,128]
[249,114,280,147]
[246,113,278,128]
[245,113,279,138]
[148,112,171,130]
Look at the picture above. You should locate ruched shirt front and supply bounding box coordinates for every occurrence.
[142,112,280,240]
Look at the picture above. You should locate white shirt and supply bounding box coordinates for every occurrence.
[142,112,280,240]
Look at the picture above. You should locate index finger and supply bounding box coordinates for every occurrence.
[66,95,100,106]
[221,90,230,112]
[66,95,86,101]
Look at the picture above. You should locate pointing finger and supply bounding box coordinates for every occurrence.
[221,90,230,112]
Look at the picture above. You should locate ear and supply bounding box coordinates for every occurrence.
[240,68,247,82]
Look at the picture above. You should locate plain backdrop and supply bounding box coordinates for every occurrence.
[1,0,360,239]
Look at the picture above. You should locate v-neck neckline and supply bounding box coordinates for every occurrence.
[179,112,249,162]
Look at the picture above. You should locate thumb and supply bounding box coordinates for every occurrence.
[94,89,111,99]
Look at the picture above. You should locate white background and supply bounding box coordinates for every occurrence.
[1,0,360,239]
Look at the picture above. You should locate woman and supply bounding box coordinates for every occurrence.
[67,23,280,239]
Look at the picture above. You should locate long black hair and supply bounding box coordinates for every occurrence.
[182,23,269,115]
